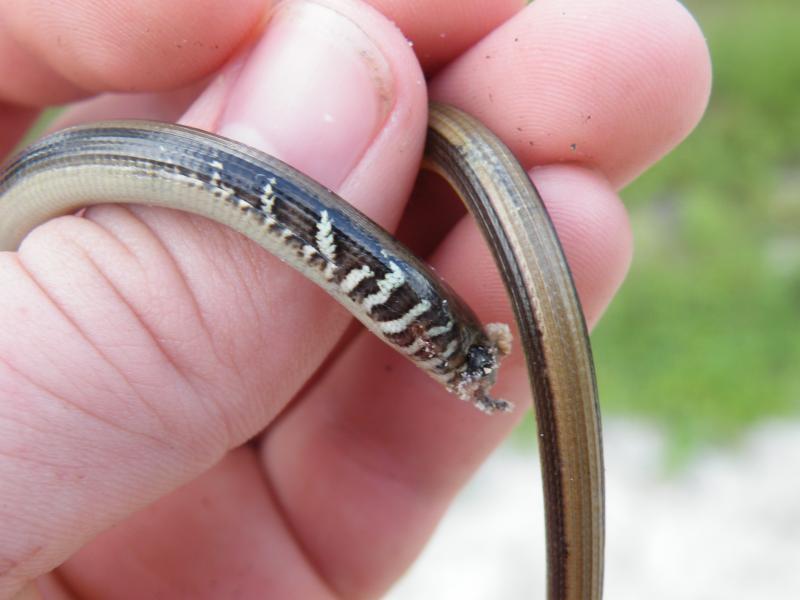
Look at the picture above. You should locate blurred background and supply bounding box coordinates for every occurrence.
[392,0,800,598]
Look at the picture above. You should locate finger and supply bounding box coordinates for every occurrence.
[50,84,208,130]
[0,0,521,108]
[0,0,426,595]
[430,0,712,187]
[0,0,270,106]
[0,104,38,162]
[60,449,334,599]
[364,0,525,72]
[0,15,81,107]
[260,165,632,597]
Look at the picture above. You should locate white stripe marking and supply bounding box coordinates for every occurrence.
[416,355,445,372]
[323,263,337,281]
[210,160,224,170]
[363,262,405,311]
[441,338,459,360]
[426,320,454,339]
[214,185,233,201]
[399,336,429,356]
[261,177,277,213]
[302,245,318,261]
[316,210,337,262]
[340,265,374,294]
[379,300,431,335]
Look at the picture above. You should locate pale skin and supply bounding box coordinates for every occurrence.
[0,0,711,598]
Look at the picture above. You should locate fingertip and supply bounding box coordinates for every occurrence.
[0,0,270,99]
[430,0,713,187]
[0,17,83,106]
[606,0,712,183]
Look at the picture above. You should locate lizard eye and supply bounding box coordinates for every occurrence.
[466,344,495,376]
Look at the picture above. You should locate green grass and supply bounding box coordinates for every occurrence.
[587,0,800,457]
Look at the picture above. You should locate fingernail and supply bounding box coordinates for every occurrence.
[218,1,395,189]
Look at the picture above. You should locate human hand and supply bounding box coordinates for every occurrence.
[0,0,710,598]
